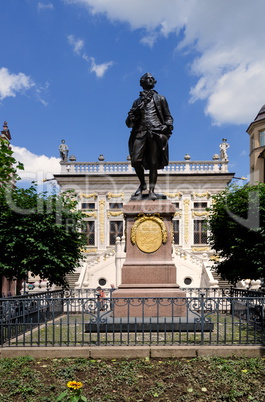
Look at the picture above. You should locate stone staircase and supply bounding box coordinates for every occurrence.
[65,273,80,288]
[211,270,232,288]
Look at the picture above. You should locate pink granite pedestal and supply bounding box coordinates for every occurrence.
[112,199,186,317]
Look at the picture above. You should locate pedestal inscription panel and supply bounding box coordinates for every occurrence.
[131,215,167,253]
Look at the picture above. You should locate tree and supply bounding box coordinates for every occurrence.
[207,183,265,283]
[0,144,86,288]
[0,137,23,185]
[0,185,87,288]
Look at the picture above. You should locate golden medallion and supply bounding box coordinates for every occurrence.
[131,215,167,253]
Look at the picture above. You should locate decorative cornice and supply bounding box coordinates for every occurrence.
[107,192,124,200]
[83,212,98,218]
[82,248,97,253]
[174,211,182,217]
[191,192,211,199]
[79,192,98,200]
[192,211,209,218]
[107,211,124,218]
[163,192,183,199]
[192,247,210,252]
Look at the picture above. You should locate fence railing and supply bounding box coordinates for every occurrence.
[1,292,264,347]
[60,160,229,174]
[230,288,265,298]
[65,287,232,298]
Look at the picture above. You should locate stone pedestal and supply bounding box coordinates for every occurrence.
[112,199,186,317]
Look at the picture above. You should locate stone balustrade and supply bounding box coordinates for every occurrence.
[60,160,228,174]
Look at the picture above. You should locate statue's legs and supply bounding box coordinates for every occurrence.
[133,163,147,196]
[149,169,158,200]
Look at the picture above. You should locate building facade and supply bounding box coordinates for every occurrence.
[53,145,234,290]
[247,104,265,184]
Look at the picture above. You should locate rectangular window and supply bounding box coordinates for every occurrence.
[194,202,207,209]
[109,221,123,245]
[173,220,179,244]
[173,202,180,209]
[260,131,265,146]
[81,203,95,210]
[83,221,95,245]
[109,203,123,209]
[194,220,207,244]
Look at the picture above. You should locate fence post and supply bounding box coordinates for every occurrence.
[96,295,101,346]
[0,323,3,346]
[200,293,205,345]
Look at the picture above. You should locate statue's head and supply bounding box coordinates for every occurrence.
[140,73,157,89]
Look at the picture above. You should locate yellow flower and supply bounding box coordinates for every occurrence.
[241,369,248,373]
[67,381,83,390]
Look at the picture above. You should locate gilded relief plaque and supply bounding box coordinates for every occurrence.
[131,215,167,253]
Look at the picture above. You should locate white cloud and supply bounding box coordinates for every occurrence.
[90,57,114,78]
[12,145,61,184]
[140,31,159,48]
[67,35,85,56]
[203,63,265,126]
[67,34,114,78]
[65,0,265,125]
[0,67,35,100]
[38,2,54,10]
[0,67,49,105]
[64,0,188,33]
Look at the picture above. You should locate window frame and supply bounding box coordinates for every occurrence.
[172,219,179,244]
[109,220,123,245]
[193,219,207,244]
[82,220,95,246]
[259,130,265,147]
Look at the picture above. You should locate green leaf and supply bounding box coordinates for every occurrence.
[55,390,69,401]
[69,395,79,402]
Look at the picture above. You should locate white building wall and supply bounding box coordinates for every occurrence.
[53,158,234,290]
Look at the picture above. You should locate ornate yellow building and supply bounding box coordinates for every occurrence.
[53,144,234,290]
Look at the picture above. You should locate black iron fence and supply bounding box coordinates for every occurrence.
[0,290,64,344]
[65,287,232,298]
[0,290,264,347]
[65,287,265,298]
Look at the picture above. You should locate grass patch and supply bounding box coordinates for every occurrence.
[3,312,264,346]
[0,356,264,401]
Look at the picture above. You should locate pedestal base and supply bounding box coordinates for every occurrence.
[115,199,186,318]
[112,288,186,317]
[85,314,214,333]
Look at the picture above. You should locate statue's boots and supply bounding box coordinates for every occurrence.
[149,190,157,200]
[134,183,147,196]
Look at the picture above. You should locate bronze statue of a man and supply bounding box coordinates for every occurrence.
[126,73,173,200]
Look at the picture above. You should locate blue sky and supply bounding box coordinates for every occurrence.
[1,0,265,185]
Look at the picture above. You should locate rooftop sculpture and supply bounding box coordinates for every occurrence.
[59,139,69,162]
